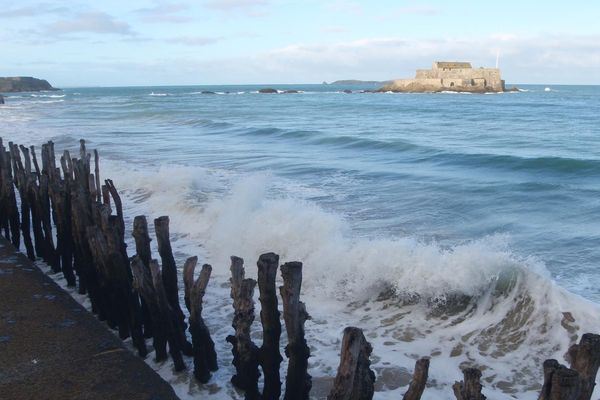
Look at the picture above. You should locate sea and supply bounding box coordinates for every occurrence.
[2,84,600,399]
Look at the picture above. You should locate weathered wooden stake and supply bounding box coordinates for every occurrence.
[226,256,261,399]
[403,358,430,400]
[150,259,186,371]
[131,256,168,362]
[94,149,101,203]
[182,256,198,313]
[10,143,35,260]
[328,327,375,400]
[132,215,154,338]
[568,333,600,400]
[552,367,581,400]
[257,252,282,400]
[452,368,486,400]
[0,144,20,248]
[189,262,218,382]
[280,261,311,400]
[540,359,561,400]
[154,216,188,333]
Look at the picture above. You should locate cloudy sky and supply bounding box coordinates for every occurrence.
[2,0,600,86]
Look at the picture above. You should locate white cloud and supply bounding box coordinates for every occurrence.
[183,34,600,84]
[393,5,439,15]
[16,33,600,85]
[320,26,347,34]
[134,3,192,23]
[204,0,269,10]
[167,36,222,46]
[325,0,364,15]
[44,12,134,36]
[0,3,68,18]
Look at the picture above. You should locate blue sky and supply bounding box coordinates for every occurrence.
[2,0,600,86]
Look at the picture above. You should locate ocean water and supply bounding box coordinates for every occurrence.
[2,84,600,399]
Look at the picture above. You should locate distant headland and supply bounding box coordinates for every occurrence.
[0,77,58,92]
[380,61,508,93]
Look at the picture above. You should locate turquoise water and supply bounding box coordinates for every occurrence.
[2,84,600,398]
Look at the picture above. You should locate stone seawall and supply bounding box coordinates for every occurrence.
[0,238,180,400]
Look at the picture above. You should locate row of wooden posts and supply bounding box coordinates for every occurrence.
[0,137,599,400]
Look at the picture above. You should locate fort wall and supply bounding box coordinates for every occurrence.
[383,61,506,93]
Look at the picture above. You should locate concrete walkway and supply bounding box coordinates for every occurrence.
[0,238,180,400]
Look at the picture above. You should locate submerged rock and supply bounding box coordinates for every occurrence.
[342,89,352,94]
[0,95,4,104]
[258,88,278,94]
[201,91,216,94]
[283,90,299,94]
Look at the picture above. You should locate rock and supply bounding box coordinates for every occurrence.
[330,79,392,85]
[0,77,58,92]
[201,91,216,94]
[0,95,4,104]
[258,88,278,94]
[283,90,299,94]
[342,89,352,94]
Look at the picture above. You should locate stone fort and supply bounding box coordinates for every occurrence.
[383,61,506,93]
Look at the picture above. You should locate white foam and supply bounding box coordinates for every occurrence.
[30,93,65,98]
[96,159,600,399]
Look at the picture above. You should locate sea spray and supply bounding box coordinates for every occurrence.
[96,158,600,399]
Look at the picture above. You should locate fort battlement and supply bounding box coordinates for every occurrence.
[382,61,506,93]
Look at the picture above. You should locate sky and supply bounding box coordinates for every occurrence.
[1,0,600,86]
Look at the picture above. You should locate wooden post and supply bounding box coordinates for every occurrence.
[94,149,101,203]
[551,367,581,400]
[280,261,311,400]
[132,215,154,338]
[149,259,186,371]
[0,146,20,248]
[39,173,59,271]
[189,262,218,382]
[540,359,561,400]
[10,142,35,260]
[182,256,198,312]
[20,145,46,260]
[328,327,375,400]
[403,358,430,400]
[0,141,9,242]
[452,368,486,400]
[133,216,152,268]
[70,173,96,298]
[226,256,261,399]
[131,256,168,362]
[154,216,188,333]
[47,161,76,286]
[257,252,282,400]
[568,333,600,400]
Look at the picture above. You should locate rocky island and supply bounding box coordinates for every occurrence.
[0,77,58,92]
[380,61,506,93]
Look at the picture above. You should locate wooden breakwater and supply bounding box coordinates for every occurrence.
[0,137,599,400]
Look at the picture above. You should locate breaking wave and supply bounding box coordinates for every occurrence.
[99,159,600,399]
